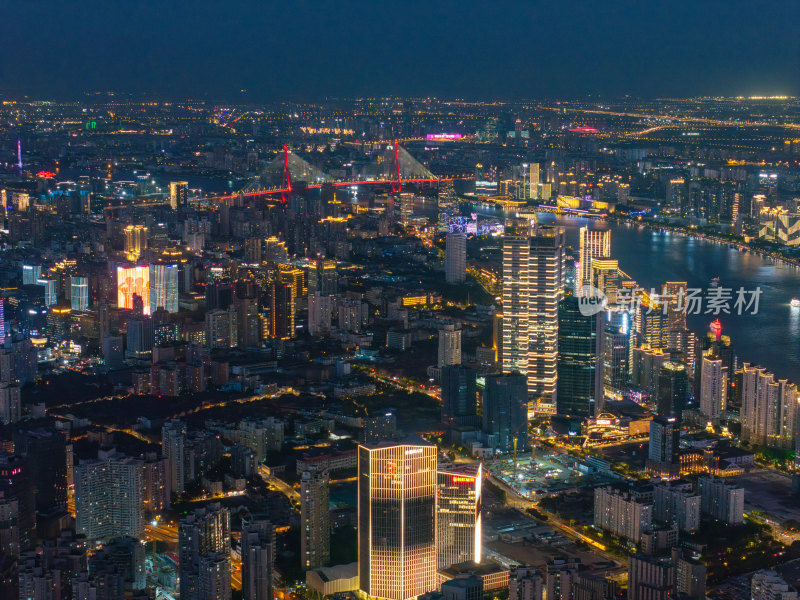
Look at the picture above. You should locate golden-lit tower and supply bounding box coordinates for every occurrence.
[358,439,437,600]
[124,224,148,261]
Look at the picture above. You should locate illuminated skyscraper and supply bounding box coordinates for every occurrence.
[123,224,148,261]
[358,438,437,600]
[169,181,189,210]
[577,227,610,294]
[445,233,467,284]
[482,373,529,454]
[699,355,726,422]
[501,218,532,377]
[436,464,481,569]
[150,263,179,313]
[117,266,151,314]
[22,264,41,286]
[658,362,689,420]
[300,469,330,571]
[70,276,89,311]
[36,278,57,307]
[438,323,462,368]
[740,363,799,449]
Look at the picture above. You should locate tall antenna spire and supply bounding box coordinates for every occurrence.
[17,140,22,172]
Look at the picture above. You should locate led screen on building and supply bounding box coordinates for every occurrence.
[117,266,150,314]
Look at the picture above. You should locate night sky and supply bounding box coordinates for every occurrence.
[2,0,799,100]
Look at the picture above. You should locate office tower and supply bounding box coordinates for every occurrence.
[698,477,744,525]
[546,559,580,600]
[22,264,42,286]
[441,574,483,600]
[70,276,89,311]
[241,519,274,600]
[308,259,337,295]
[509,566,544,600]
[300,469,330,571]
[13,423,68,515]
[206,308,238,349]
[436,464,481,569]
[162,420,187,496]
[36,278,57,307]
[445,233,467,284]
[75,450,144,540]
[117,266,151,314]
[593,487,652,544]
[398,192,415,225]
[0,298,4,341]
[179,504,231,600]
[169,181,189,210]
[577,227,610,294]
[556,295,604,419]
[751,570,798,600]
[590,259,621,302]
[603,309,631,390]
[0,453,35,553]
[268,282,295,339]
[741,363,799,449]
[358,438,437,600]
[661,281,688,331]
[150,263,179,313]
[102,334,123,370]
[699,354,727,422]
[627,554,674,600]
[126,315,155,359]
[648,416,679,465]
[657,362,688,419]
[653,484,701,533]
[441,366,478,429]
[482,373,529,454]
[123,224,148,261]
[501,218,532,377]
[438,323,462,368]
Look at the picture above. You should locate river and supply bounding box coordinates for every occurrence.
[478,206,800,382]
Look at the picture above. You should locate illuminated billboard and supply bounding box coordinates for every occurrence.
[117,266,151,314]
[426,133,463,141]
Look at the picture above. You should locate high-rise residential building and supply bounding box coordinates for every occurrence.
[13,423,68,515]
[308,292,333,337]
[441,366,478,429]
[572,573,618,600]
[358,438,437,600]
[70,276,89,311]
[445,233,467,284]
[751,570,798,600]
[162,420,187,496]
[653,483,701,533]
[648,416,680,465]
[482,372,529,454]
[179,503,231,600]
[577,227,610,294]
[206,308,238,349]
[661,281,688,331]
[508,566,544,600]
[657,362,689,419]
[438,323,462,368]
[556,295,604,419]
[437,464,481,570]
[241,519,274,600]
[150,263,179,313]
[546,559,580,600]
[0,453,35,553]
[700,354,727,422]
[268,282,295,339]
[627,554,674,600]
[123,224,148,261]
[300,469,330,571]
[741,363,799,449]
[698,477,744,525]
[593,487,652,544]
[169,181,189,210]
[75,449,144,540]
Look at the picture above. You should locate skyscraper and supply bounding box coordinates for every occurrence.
[648,416,679,465]
[436,464,481,569]
[241,519,274,600]
[179,503,231,600]
[358,438,437,600]
[268,282,295,339]
[556,295,604,419]
[445,233,467,284]
[441,366,478,429]
[74,449,144,541]
[300,469,330,571]
[482,373,529,454]
[123,224,148,261]
[577,227,610,294]
[699,354,726,422]
[502,218,532,377]
[438,323,462,368]
[70,276,89,311]
[150,263,179,313]
[22,264,42,286]
[740,363,799,449]
[162,420,186,496]
[169,181,189,210]
[657,362,689,419]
